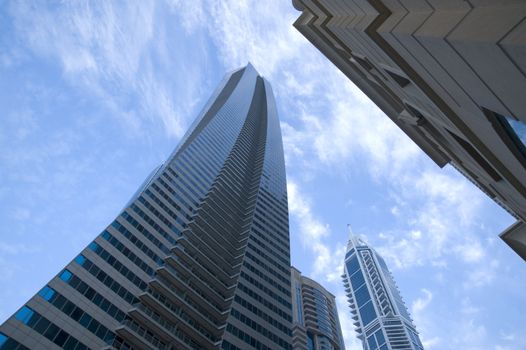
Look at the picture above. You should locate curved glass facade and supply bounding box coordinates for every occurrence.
[0,64,293,350]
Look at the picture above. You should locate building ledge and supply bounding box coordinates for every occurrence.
[500,220,526,261]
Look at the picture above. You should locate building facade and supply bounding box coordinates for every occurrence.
[0,64,294,350]
[342,235,423,350]
[291,267,345,350]
[292,0,526,260]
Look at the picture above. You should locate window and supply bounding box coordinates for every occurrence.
[59,270,72,282]
[15,306,34,325]
[38,286,55,301]
[354,284,371,308]
[346,256,360,275]
[350,269,365,290]
[483,107,526,166]
[359,301,377,326]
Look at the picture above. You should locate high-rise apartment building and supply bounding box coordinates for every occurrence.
[292,0,526,260]
[0,64,293,350]
[291,267,345,350]
[342,234,423,350]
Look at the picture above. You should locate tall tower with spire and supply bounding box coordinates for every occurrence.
[0,64,293,350]
[342,227,424,350]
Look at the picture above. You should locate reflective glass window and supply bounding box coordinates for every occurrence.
[15,306,34,325]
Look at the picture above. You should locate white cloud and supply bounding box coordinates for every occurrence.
[287,180,345,281]
[9,1,194,138]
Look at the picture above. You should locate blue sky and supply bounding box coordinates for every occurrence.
[0,1,525,349]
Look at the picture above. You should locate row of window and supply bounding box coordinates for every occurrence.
[243,260,290,297]
[85,242,148,290]
[116,213,171,255]
[150,182,192,220]
[165,167,202,201]
[179,147,216,186]
[252,220,288,251]
[72,255,137,305]
[38,286,115,343]
[14,306,88,350]
[245,250,289,286]
[97,233,155,276]
[0,332,29,350]
[129,203,177,246]
[256,193,288,226]
[221,339,242,350]
[240,271,291,309]
[144,189,186,228]
[137,196,183,236]
[237,282,292,323]
[246,242,289,277]
[248,233,289,266]
[103,228,162,267]
[253,214,288,243]
[226,323,272,350]
[174,156,209,196]
[234,295,291,337]
[230,308,291,350]
[163,172,199,208]
[156,177,195,214]
[250,226,288,258]
[253,203,288,233]
[61,270,127,321]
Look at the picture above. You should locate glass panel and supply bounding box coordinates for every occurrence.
[346,256,360,275]
[350,269,365,290]
[59,270,72,282]
[354,284,371,308]
[359,301,376,326]
[375,329,385,345]
[15,306,34,325]
[75,255,86,265]
[38,286,55,301]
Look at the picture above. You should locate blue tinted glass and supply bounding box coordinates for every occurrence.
[346,256,360,275]
[375,329,385,345]
[307,333,314,350]
[380,345,388,350]
[75,255,86,266]
[506,118,526,146]
[344,249,355,260]
[367,335,377,349]
[359,301,376,326]
[60,270,72,282]
[0,333,7,346]
[15,306,34,325]
[354,284,371,307]
[38,286,55,301]
[350,269,365,289]
[89,242,98,251]
[101,231,110,239]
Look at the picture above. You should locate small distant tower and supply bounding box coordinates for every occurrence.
[342,226,424,349]
[291,267,345,350]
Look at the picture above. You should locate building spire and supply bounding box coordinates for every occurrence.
[346,224,364,251]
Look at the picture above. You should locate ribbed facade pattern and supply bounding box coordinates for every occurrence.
[291,268,344,350]
[0,64,293,350]
[342,237,423,350]
[292,0,526,260]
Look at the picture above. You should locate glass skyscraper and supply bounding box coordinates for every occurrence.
[291,267,345,350]
[0,64,293,350]
[342,234,424,350]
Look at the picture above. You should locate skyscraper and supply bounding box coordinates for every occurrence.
[292,0,526,260]
[291,267,345,350]
[0,64,293,350]
[342,234,424,350]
